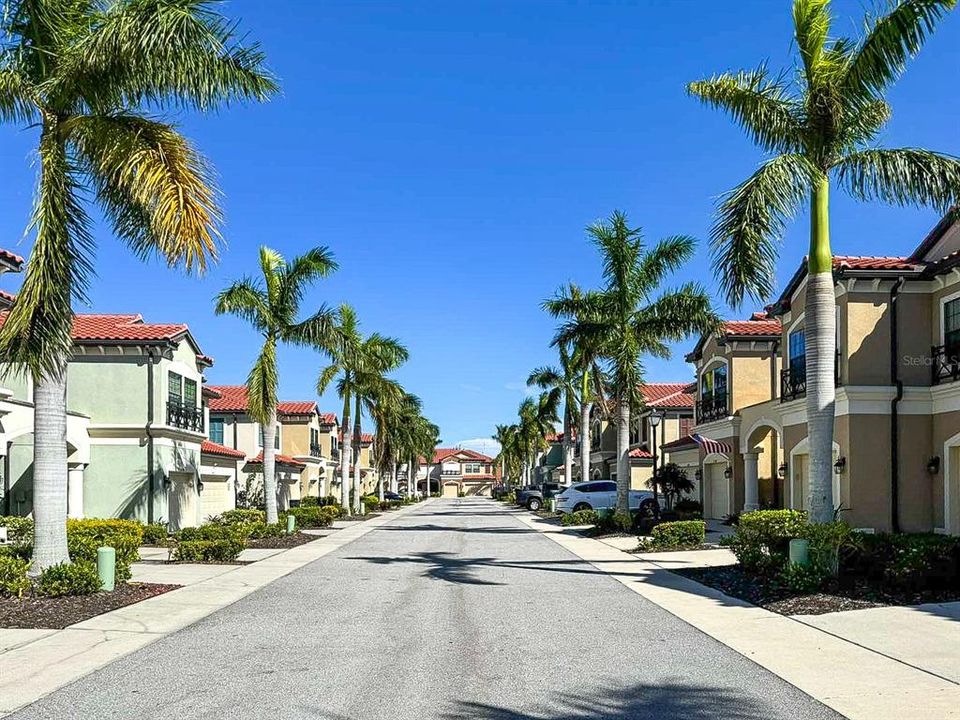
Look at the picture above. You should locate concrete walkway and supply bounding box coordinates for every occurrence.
[0,503,428,718]
[516,509,960,720]
[8,498,836,720]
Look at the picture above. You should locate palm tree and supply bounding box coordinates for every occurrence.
[0,1,275,572]
[688,0,960,522]
[553,211,719,513]
[374,392,421,495]
[517,390,561,486]
[216,247,338,524]
[492,423,517,488]
[350,335,408,511]
[528,350,578,486]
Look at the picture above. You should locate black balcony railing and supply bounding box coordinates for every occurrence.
[310,443,323,458]
[780,354,842,402]
[695,393,728,424]
[167,400,203,432]
[330,447,341,462]
[932,345,960,385]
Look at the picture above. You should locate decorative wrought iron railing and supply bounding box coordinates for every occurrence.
[167,400,203,432]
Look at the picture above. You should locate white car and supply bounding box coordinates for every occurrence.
[554,480,659,515]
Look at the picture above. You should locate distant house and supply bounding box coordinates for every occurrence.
[421,448,498,497]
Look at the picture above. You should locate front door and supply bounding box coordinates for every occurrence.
[708,463,729,519]
[792,454,809,511]
[168,472,198,531]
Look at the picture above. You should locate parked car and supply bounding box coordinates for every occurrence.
[516,482,563,511]
[384,491,403,502]
[554,480,659,516]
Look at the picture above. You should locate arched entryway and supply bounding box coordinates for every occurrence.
[702,452,731,520]
[441,481,459,498]
[788,437,841,512]
[741,417,784,511]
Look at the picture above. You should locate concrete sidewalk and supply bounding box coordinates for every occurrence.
[516,509,960,720]
[0,501,431,718]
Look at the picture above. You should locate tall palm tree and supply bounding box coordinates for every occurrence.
[528,349,578,486]
[350,335,408,511]
[216,247,338,524]
[375,392,421,495]
[553,211,719,513]
[688,0,960,522]
[0,1,275,571]
[544,283,607,485]
[517,390,561,486]
[492,423,517,488]
[317,305,361,513]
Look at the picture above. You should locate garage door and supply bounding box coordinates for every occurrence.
[200,476,232,522]
[708,464,729,520]
[442,482,458,498]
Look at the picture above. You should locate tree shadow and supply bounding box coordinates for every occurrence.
[355,551,506,585]
[377,523,532,535]
[437,680,831,720]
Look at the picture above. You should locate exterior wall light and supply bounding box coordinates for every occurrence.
[833,456,846,474]
[723,466,732,479]
[777,462,787,478]
[928,456,941,475]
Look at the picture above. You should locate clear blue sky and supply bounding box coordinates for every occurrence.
[0,1,957,450]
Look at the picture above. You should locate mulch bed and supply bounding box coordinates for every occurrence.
[246,532,320,549]
[631,544,721,554]
[676,564,960,616]
[338,514,381,522]
[0,582,181,629]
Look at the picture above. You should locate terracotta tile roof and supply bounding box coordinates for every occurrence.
[833,256,918,271]
[360,432,374,444]
[68,314,190,343]
[0,290,15,308]
[641,382,695,409]
[206,385,249,412]
[661,434,699,451]
[628,447,653,459]
[278,400,318,416]
[246,451,306,469]
[318,412,338,425]
[721,319,782,337]
[197,354,214,367]
[432,447,494,464]
[200,440,246,460]
[0,248,24,268]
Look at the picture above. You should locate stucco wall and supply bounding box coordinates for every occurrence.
[69,358,147,423]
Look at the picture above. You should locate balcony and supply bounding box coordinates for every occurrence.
[330,447,340,462]
[695,393,728,424]
[932,345,960,385]
[310,443,323,458]
[780,354,841,402]
[167,400,203,433]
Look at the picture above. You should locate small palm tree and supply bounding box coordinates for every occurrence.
[493,423,520,488]
[688,0,960,523]
[528,350,579,486]
[374,392,421,495]
[0,1,275,571]
[516,390,561,486]
[553,211,719,513]
[216,247,338,524]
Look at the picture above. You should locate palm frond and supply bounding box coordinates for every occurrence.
[316,363,340,395]
[635,235,697,295]
[245,338,278,425]
[793,0,833,89]
[53,0,278,113]
[0,132,93,377]
[636,283,723,346]
[213,277,268,330]
[65,113,221,272]
[284,305,339,352]
[842,0,955,106]
[527,366,561,389]
[711,153,819,306]
[278,246,338,314]
[836,147,960,212]
[686,67,803,153]
[0,56,37,124]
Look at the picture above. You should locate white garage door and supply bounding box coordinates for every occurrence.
[200,476,232,522]
[708,464,729,520]
[442,482,458,498]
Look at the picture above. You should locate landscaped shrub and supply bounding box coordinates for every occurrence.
[362,495,380,513]
[210,509,266,526]
[243,521,286,539]
[67,519,143,583]
[321,504,346,519]
[561,509,599,527]
[140,523,169,546]
[0,555,31,597]
[174,539,245,563]
[176,524,247,542]
[729,509,807,575]
[36,561,102,597]
[841,532,960,592]
[299,496,320,507]
[650,520,706,549]
[673,498,703,520]
[0,515,33,543]
[591,510,632,534]
[281,506,335,528]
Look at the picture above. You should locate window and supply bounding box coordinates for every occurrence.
[463,462,482,474]
[945,298,960,356]
[184,378,197,408]
[209,418,224,445]
[168,372,182,404]
[701,365,727,399]
[259,425,281,449]
[679,416,693,438]
[789,328,806,368]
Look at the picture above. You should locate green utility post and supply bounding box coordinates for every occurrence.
[789,538,809,567]
[97,546,116,591]
[286,514,296,535]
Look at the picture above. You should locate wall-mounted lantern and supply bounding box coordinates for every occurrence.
[928,456,941,475]
[777,462,788,478]
[723,466,732,479]
[833,456,847,474]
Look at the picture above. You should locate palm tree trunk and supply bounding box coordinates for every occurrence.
[352,396,362,514]
[340,397,351,513]
[580,401,591,483]
[615,394,630,513]
[391,458,398,493]
[562,402,573,487]
[409,456,415,496]
[262,408,279,524]
[806,177,836,524]
[30,363,71,576]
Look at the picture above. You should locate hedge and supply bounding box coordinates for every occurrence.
[66,519,143,583]
[36,561,102,597]
[650,520,706,549]
[0,555,30,597]
[0,515,33,543]
[174,539,245,563]
[561,509,599,527]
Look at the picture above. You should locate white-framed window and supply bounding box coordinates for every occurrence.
[463,462,482,474]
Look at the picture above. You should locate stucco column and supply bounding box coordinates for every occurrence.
[743,452,759,512]
[67,465,86,519]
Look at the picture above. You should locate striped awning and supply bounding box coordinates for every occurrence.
[691,432,732,456]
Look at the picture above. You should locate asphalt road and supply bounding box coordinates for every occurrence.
[12,498,840,720]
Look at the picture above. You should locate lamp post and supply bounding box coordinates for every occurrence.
[649,411,664,515]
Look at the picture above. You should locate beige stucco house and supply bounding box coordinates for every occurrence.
[670,209,960,533]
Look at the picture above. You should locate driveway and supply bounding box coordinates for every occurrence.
[11,499,839,719]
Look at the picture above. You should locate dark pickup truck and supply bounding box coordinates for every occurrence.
[516,483,563,511]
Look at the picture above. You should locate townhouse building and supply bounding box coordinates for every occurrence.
[669,209,960,534]
[206,386,341,507]
[404,448,498,497]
